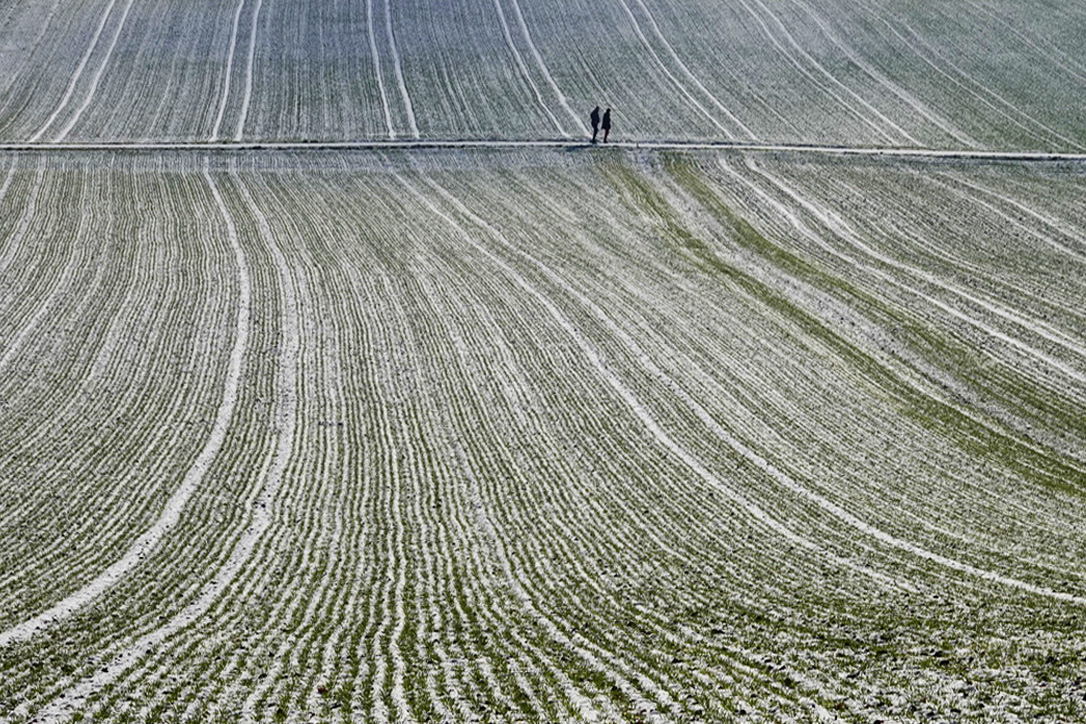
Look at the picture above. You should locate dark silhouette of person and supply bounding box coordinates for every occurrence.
[590,106,600,143]
[602,108,612,143]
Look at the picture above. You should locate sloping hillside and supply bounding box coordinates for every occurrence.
[1,0,1085,147]
[1,149,1083,722]
[1,1,1085,722]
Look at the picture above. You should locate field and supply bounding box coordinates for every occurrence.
[1,1,1085,723]
[3,0,1086,147]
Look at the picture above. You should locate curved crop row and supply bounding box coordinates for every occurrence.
[3,0,1086,147]
[2,149,1084,723]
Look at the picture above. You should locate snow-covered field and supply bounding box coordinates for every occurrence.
[1,1,1085,723]
[2,0,1086,147]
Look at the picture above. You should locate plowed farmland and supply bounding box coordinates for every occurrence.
[3,0,1086,147]
[1,1,1085,723]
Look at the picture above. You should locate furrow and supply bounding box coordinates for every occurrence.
[615,0,737,139]
[52,0,137,142]
[27,0,120,143]
[740,157,1086,382]
[384,0,419,138]
[211,0,248,141]
[27,164,300,720]
[505,0,587,134]
[233,0,265,141]
[491,0,568,137]
[0,162,253,648]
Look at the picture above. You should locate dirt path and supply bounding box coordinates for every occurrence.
[2,138,1085,162]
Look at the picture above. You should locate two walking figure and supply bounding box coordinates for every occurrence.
[590,106,611,143]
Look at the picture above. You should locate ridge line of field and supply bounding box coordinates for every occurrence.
[2,139,1086,162]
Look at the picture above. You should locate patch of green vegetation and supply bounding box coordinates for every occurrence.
[271,696,288,723]
[651,153,1085,499]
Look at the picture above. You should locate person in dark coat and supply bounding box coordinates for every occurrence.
[590,106,600,143]
[602,108,612,143]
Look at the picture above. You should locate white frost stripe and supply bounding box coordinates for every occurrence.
[492,0,568,137]
[0,158,44,278]
[31,167,299,722]
[384,0,418,138]
[403,172,908,592]
[425,170,1086,606]
[820,170,1086,363]
[0,163,78,369]
[743,158,1086,380]
[705,160,1086,600]
[233,0,264,141]
[743,0,917,146]
[367,0,395,138]
[53,0,137,142]
[629,0,755,139]
[782,0,976,147]
[28,0,119,142]
[615,0,734,138]
[506,0,587,134]
[893,18,1082,150]
[855,3,1081,151]
[731,0,899,144]
[0,157,17,206]
[920,176,1086,334]
[0,0,65,101]
[389,453,413,723]
[938,174,1086,262]
[225,173,302,723]
[964,0,1086,84]
[0,164,253,649]
[211,0,248,142]
[409,271,592,718]
[714,157,1086,475]
[401,174,787,710]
